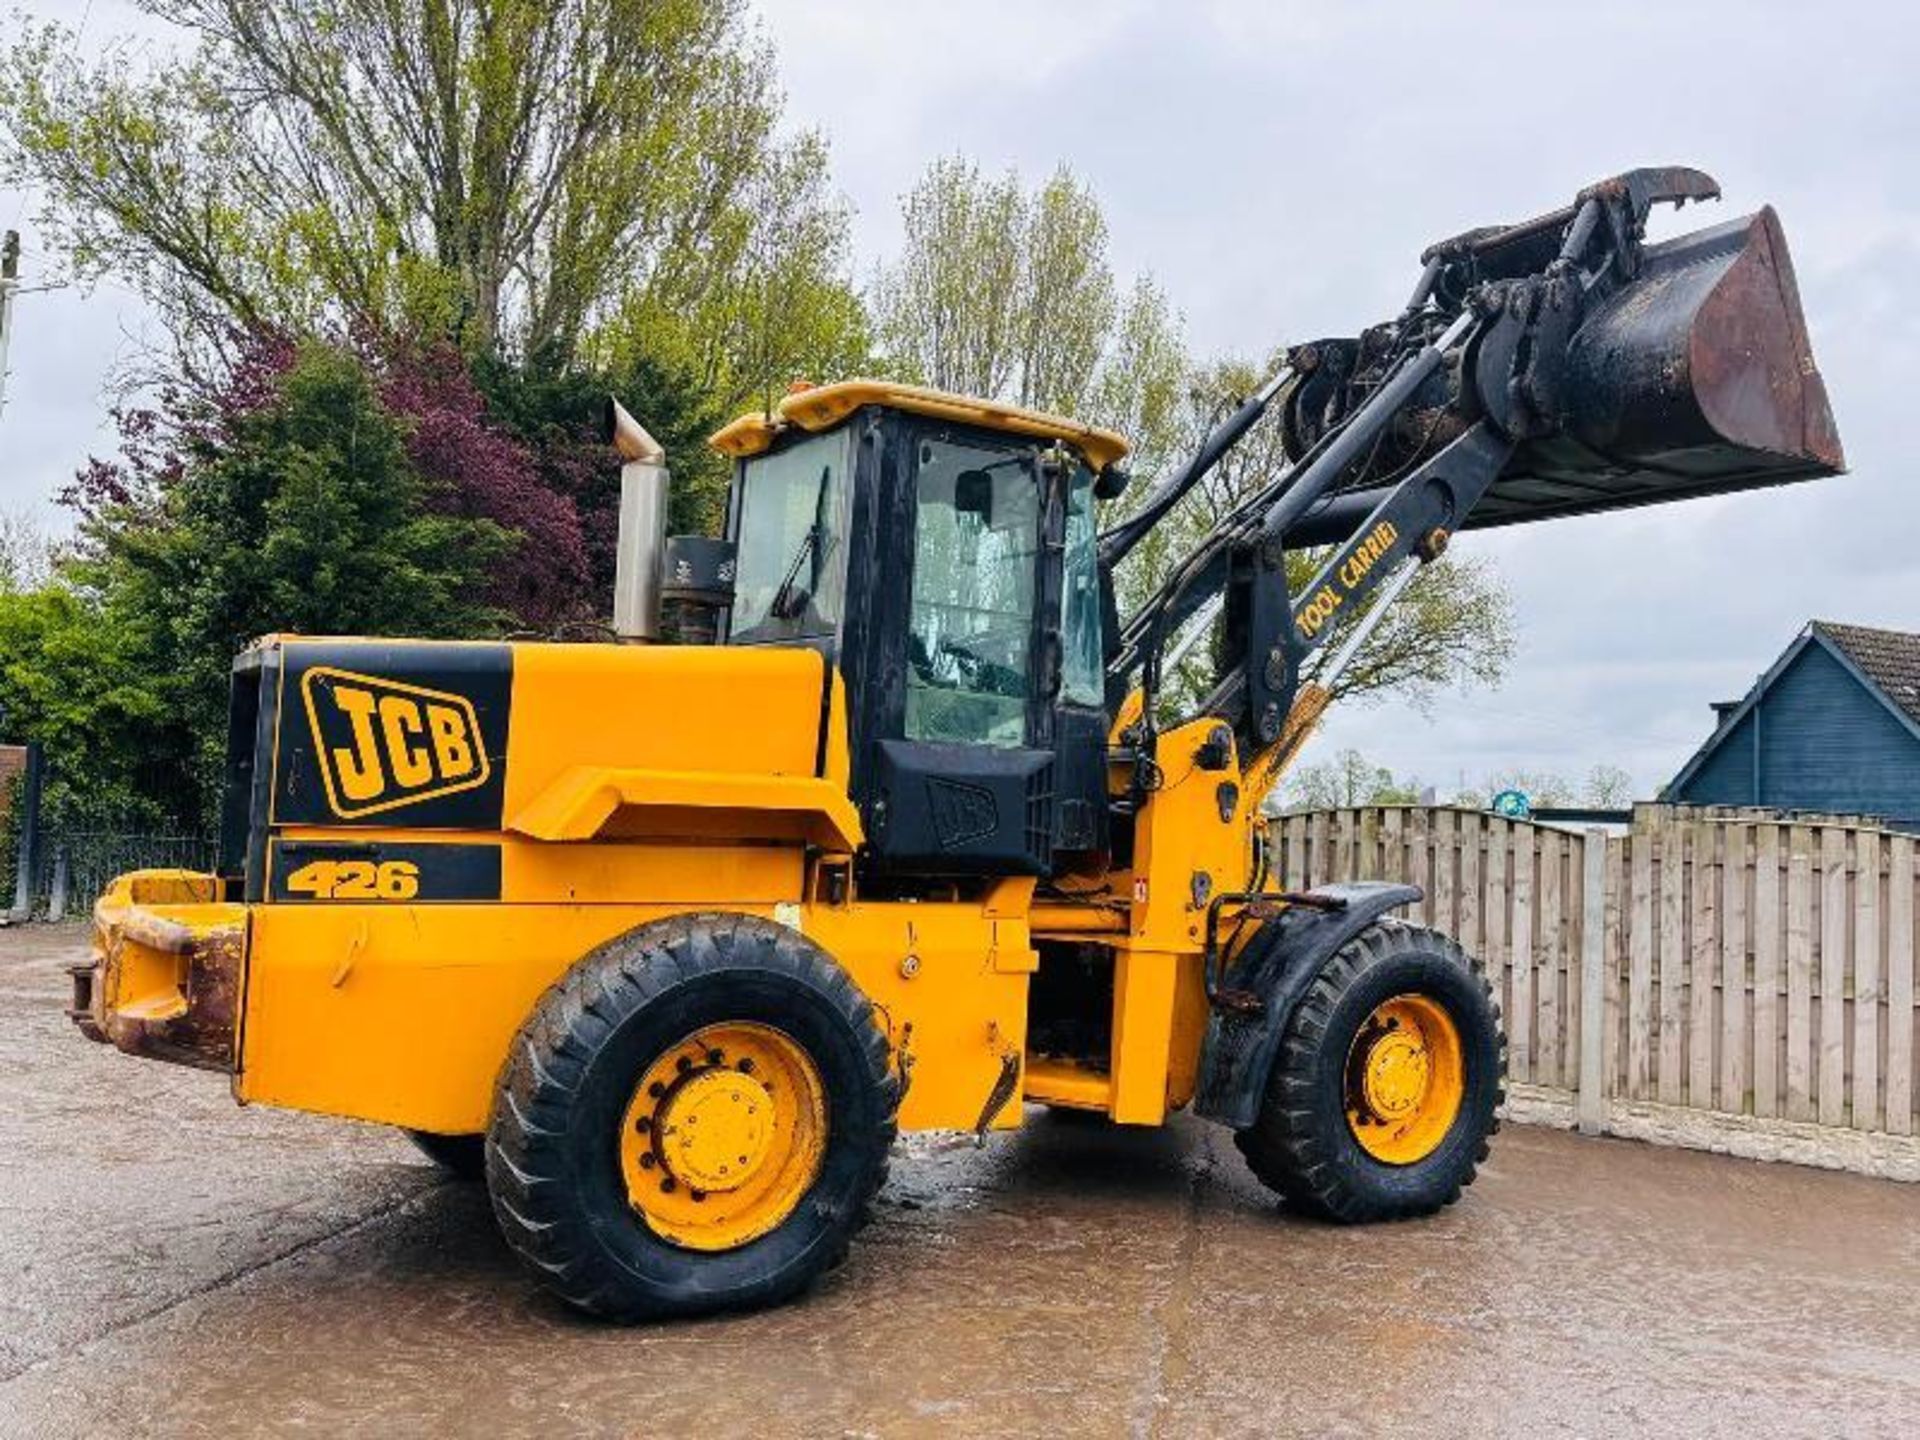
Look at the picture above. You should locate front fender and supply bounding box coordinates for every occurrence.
[1190,881,1422,1128]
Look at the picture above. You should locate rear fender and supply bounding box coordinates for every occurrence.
[1191,882,1421,1128]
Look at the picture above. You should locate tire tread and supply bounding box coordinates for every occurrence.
[1235,920,1507,1224]
[486,913,898,1320]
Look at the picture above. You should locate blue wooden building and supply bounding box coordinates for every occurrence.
[1665,621,1920,829]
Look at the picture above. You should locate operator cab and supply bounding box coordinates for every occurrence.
[708,382,1129,880]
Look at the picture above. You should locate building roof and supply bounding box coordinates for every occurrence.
[1813,621,1920,729]
[1665,620,1920,796]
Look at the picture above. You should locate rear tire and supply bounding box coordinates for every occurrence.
[404,1130,486,1180]
[486,913,899,1321]
[1235,920,1504,1222]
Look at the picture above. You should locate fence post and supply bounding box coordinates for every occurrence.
[1577,827,1609,1135]
[46,844,68,923]
[7,741,44,923]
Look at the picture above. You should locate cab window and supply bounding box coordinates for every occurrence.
[728,432,849,644]
[1061,464,1104,708]
[904,437,1037,747]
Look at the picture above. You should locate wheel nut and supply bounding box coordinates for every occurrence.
[634,1116,651,1134]
[640,1153,657,1169]
[707,1048,725,1065]
[660,1176,677,1193]
[648,1081,665,1098]
[737,1058,755,1074]
[691,1189,707,1203]
[676,1056,693,1074]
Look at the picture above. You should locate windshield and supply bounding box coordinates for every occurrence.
[728,431,850,644]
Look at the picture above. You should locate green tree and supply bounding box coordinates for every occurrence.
[1285,748,1424,810]
[0,508,52,591]
[1584,763,1635,807]
[872,157,1180,425]
[472,343,733,559]
[0,0,865,394]
[0,583,179,827]
[871,163,1513,723]
[617,132,875,415]
[872,157,1024,399]
[56,339,508,818]
[1088,275,1189,481]
[1114,356,1515,716]
[1103,355,1289,623]
[1479,769,1576,810]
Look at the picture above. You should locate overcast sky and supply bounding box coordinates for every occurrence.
[3,1,1914,800]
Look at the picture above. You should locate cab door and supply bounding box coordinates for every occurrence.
[858,421,1061,875]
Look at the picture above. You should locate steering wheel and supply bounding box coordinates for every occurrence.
[939,627,1026,697]
[908,631,940,684]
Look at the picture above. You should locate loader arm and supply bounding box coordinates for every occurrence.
[1101,166,1844,811]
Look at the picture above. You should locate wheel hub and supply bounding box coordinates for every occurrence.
[1359,1028,1431,1120]
[656,1069,776,1192]
[1344,993,1465,1165]
[618,1021,828,1252]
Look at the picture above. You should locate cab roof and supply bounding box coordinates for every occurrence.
[708,379,1130,473]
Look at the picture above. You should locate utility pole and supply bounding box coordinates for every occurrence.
[0,230,18,419]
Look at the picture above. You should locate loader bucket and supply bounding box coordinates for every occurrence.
[1471,205,1844,529]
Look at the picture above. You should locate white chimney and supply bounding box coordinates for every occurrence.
[605,398,669,642]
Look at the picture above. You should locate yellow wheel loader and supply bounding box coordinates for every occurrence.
[70,169,1843,1320]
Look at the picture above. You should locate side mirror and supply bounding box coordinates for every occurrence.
[954,468,995,527]
[659,535,735,646]
[1092,464,1131,502]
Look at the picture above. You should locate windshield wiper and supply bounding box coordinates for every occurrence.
[769,464,833,622]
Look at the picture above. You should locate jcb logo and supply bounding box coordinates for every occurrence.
[301,668,492,819]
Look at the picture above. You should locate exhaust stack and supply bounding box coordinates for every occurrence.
[604,398,669,642]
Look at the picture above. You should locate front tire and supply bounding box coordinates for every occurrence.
[1235,920,1504,1222]
[486,913,899,1320]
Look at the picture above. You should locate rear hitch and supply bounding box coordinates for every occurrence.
[65,960,105,1042]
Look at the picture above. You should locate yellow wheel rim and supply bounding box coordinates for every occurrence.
[619,1022,827,1251]
[1344,993,1464,1164]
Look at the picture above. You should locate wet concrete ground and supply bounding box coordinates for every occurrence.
[3,923,1917,1438]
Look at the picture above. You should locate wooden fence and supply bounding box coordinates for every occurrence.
[1269,803,1919,1177]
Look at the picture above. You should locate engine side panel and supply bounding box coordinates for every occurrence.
[222,636,1026,1135]
[237,895,1032,1135]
